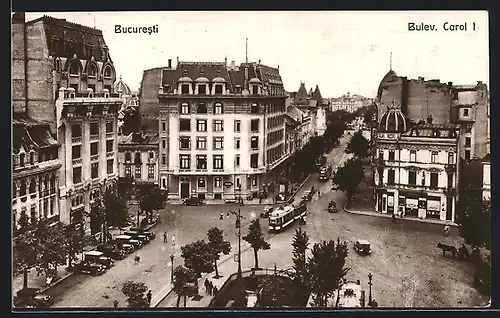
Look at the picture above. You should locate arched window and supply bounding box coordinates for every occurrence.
[88,64,97,77]
[69,62,80,75]
[29,178,36,193]
[104,66,112,78]
[19,153,25,167]
[55,59,61,72]
[29,152,35,165]
[125,152,131,162]
[20,180,27,197]
[134,152,141,164]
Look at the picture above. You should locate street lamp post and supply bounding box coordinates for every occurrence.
[170,254,175,283]
[368,272,373,306]
[230,208,245,278]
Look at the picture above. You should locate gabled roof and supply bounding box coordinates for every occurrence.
[312,85,323,102]
[295,82,309,105]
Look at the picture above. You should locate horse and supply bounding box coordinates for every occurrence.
[457,244,471,260]
[437,242,457,257]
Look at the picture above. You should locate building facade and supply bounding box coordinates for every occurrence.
[157,60,288,200]
[482,159,490,201]
[118,132,160,186]
[373,102,459,223]
[13,118,61,231]
[12,13,121,234]
[330,93,373,113]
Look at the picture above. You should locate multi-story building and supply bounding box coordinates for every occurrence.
[115,76,140,135]
[286,105,313,151]
[12,13,121,234]
[12,117,61,231]
[118,132,159,186]
[330,93,374,113]
[373,102,459,223]
[288,82,328,137]
[156,59,288,200]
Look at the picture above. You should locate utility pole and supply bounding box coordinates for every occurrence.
[368,272,373,306]
[230,208,246,278]
[272,264,278,307]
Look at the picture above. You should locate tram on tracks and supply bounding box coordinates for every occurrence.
[268,202,307,232]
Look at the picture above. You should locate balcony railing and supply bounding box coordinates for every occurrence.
[72,137,82,144]
[72,158,82,165]
[90,155,99,162]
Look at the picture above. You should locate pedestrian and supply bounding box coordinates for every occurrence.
[204,279,209,293]
[212,286,218,296]
[113,300,119,308]
[134,255,141,264]
[146,290,152,305]
[163,231,168,243]
[444,225,450,236]
[219,212,224,220]
[318,190,321,198]
[208,280,214,295]
[172,234,176,246]
[392,213,396,223]
[227,210,230,217]
[259,196,263,204]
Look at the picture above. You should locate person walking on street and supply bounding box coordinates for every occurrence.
[208,281,214,295]
[219,211,224,220]
[204,279,209,294]
[163,231,168,243]
[392,213,396,223]
[146,290,152,305]
[318,190,321,198]
[113,300,119,308]
[444,225,450,236]
[172,234,176,246]
[212,286,218,296]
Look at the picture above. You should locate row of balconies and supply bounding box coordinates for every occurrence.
[169,167,265,175]
[58,88,120,100]
[376,182,457,193]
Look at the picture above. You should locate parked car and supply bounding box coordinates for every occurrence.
[124,230,150,244]
[183,196,203,206]
[129,227,156,240]
[328,200,338,213]
[115,235,142,249]
[108,239,135,254]
[83,251,115,268]
[354,239,371,255]
[14,288,54,308]
[302,190,313,201]
[97,243,126,260]
[260,206,274,218]
[70,261,107,276]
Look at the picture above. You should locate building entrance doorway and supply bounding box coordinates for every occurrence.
[180,183,190,199]
[446,197,453,221]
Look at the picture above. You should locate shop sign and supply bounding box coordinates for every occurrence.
[224,181,233,188]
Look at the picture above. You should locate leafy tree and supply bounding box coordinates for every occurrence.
[138,185,167,223]
[308,239,350,307]
[121,281,150,308]
[457,198,491,249]
[258,271,288,307]
[243,218,271,269]
[64,225,85,267]
[207,227,231,278]
[345,131,370,159]
[290,228,310,295]
[103,190,129,230]
[34,222,67,278]
[13,230,39,289]
[118,177,134,200]
[180,240,216,294]
[17,211,31,234]
[172,265,197,307]
[332,158,364,201]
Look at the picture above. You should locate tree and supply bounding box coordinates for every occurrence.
[345,131,370,159]
[172,265,197,307]
[180,240,216,294]
[308,239,350,307]
[243,218,271,269]
[121,281,150,308]
[457,198,491,249]
[138,185,167,223]
[258,269,288,307]
[13,231,38,289]
[17,210,31,234]
[118,177,134,201]
[290,228,310,295]
[103,190,129,230]
[332,158,364,200]
[64,224,85,267]
[207,227,231,278]
[34,222,67,278]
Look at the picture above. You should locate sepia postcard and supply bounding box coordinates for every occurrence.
[11,11,490,309]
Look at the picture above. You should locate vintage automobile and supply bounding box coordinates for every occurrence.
[14,288,54,308]
[129,227,156,240]
[301,190,313,201]
[328,200,338,213]
[70,261,107,276]
[183,196,203,206]
[83,251,115,268]
[124,230,150,244]
[260,206,274,218]
[115,235,142,249]
[96,243,126,260]
[108,239,135,254]
[354,239,371,255]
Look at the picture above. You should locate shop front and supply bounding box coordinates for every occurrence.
[426,196,441,220]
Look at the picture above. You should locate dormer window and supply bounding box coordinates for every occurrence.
[104,66,112,79]
[214,103,224,115]
[19,153,25,167]
[29,152,34,165]
[88,64,97,77]
[198,84,207,95]
[251,103,259,114]
[69,62,80,75]
[252,86,259,95]
[180,103,190,114]
[235,85,242,94]
[215,85,223,94]
[197,103,207,114]
[181,84,190,94]
[125,152,131,162]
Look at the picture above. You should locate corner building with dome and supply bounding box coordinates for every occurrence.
[373,101,459,223]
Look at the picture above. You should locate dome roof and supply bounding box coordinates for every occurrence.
[249,77,262,84]
[178,76,193,82]
[114,75,131,95]
[379,101,408,133]
[212,77,226,83]
[195,76,210,83]
[377,69,398,100]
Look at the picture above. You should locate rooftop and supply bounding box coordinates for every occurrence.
[118,132,159,145]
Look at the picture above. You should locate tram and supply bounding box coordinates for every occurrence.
[269,202,307,232]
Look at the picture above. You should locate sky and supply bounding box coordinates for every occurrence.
[25,11,489,98]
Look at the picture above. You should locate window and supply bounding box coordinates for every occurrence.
[195,103,207,114]
[251,136,259,149]
[409,150,416,162]
[104,66,112,78]
[179,137,191,150]
[198,84,206,95]
[162,178,166,189]
[72,145,81,159]
[250,153,258,168]
[213,155,223,169]
[465,137,471,147]
[408,171,417,185]
[134,165,141,178]
[447,174,454,189]
[88,64,97,77]
[197,120,207,132]
[214,103,224,114]
[125,152,131,162]
[161,154,166,166]
[107,159,114,174]
[148,166,155,179]
[235,155,240,167]
[234,120,241,133]
[252,86,259,95]
[463,108,469,117]
[162,122,166,131]
[215,85,223,94]
[149,152,154,160]
[29,152,34,165]
[69,63,79,75]
[196,137,207,150]
[465,150,471,160]
[431,151,438,163]
[388,150,395,161]
[387,169,395,185]
[196,155,207,169]
[251,103,259,114]
[73,167,82,184]
[430,172,439,189]
[448,152,454,164]
[465,124,472,133]
[213,137,224,150]
[179,119,191,131]
[162,139,166,149]
[125,165,131,177]
[180,103,190,114]
[19,153,25,167]
[106,140,113,153]
[179,155,191,169]
[70,83,79,92]
[214,177,222,188]
[89,163,98,179]
[251,119,259,132]
[72,124,82,137]
[104,85,112,92]
[90,122,99,136]
[213,120,224,132]
[90,142,98,156]
[378,150,384,161]
[87,84,96,92]
[235,138,241,150]
[198,177,206,188]
[106,122,113,133]
[181,84,190,94]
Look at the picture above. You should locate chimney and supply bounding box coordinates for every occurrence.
[168,59,172,69]
[427,115,433,124]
